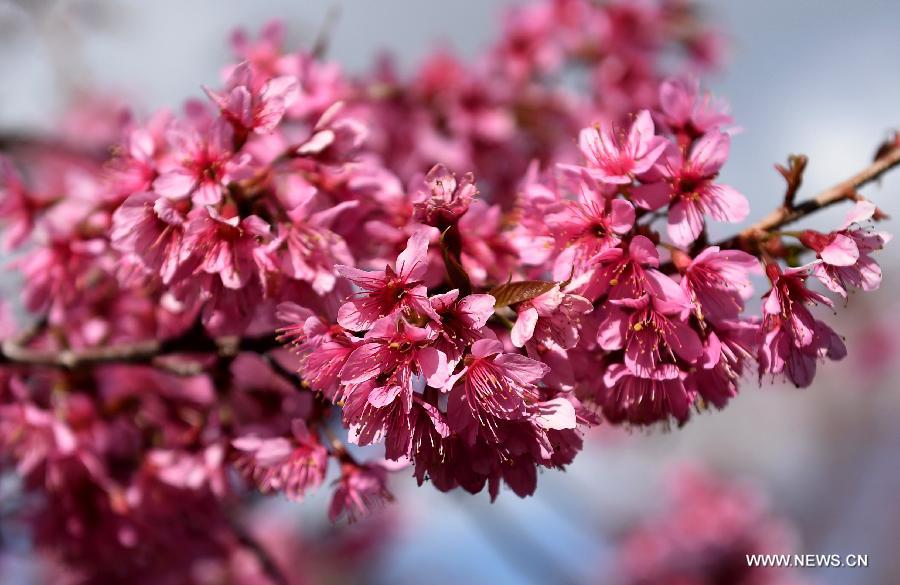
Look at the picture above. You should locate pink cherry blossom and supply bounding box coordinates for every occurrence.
[328,462,394,523]
[110,192,187,283]
[205,61,300,136]
[759,263,845,387]
[547,179,635,281]
[657,77,734,141]
[153,118,252,206]
[602,363,693,425]
[413,163,478,227]
[233,420,328,500]
[564,110,668,184]
[804,201,890,297]
[680,246,761,322]
[180,208,271,289]
[510,284,593,349]
[587,236,689,314]
[444,338,550,443]
[335,228,440,331]
[0,156,41,249]
[633,131,749,246]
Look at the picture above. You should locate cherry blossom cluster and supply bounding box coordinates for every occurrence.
[611,467,809,585]
[0,0,894,582]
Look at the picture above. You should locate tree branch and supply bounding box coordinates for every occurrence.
[0,324,279,372]
[717,145,900,251]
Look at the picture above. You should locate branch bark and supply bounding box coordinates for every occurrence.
[0,323,279,372]
[716,145,900,251]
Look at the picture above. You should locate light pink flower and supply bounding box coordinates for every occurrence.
[269,176,357,294]
[657,77,733,140]
[563,110,667,184]
[110,192,187,283]
[633,131,748,246]
[804,201,890,297]
[457,200,519,286]
[680,246,761,322]
[510,285,593,350]
[294,102,368,163]
[153,119,252,206]
[181,208,271,289]
[205,62,300,135]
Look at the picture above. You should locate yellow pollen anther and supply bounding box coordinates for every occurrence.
[610,278,619,286]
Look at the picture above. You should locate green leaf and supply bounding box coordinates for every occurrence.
[488,280,556,308]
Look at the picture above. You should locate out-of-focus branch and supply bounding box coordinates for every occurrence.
[0,132,109,162]
[0,324,279,371]
[227,515,290,585]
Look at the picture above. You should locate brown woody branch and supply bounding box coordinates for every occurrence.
[0,322,279,372]
[716,144,900,252]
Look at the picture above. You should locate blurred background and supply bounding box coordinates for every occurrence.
[1,1,899,583]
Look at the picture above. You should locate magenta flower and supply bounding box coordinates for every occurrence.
[181,207,271,289]
[412,163,478,227]
[153,119,252,206]
[335,228,440,331]
[339,315,449,406]
[803,201,890,297]
[205,61,300,135]
[107,118,168,196]
[587,236,689,314]
[294,102,368,163]
[429,289,496,368]
[277,302,356,401]
[759,263,845,387]
[457,200,520,286]
[687,319,759,409]
[632,131,749,246]
[602,363,693,425]
[680,246,761,322]
[563,110,667,184]
[232,420,328,501]
[269,178,357,294]
[328,462,394,523]
[444,339,551,443]
[510,285,593,350]
[546,180,635,281]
